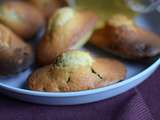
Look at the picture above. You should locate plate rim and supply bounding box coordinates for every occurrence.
[0,58,159,97]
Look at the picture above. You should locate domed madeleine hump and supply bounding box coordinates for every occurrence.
[54,51,94,69]
[48,7,75,28]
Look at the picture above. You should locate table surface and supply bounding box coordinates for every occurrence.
[0,67,159,120]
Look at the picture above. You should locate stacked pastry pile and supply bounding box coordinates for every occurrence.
[0,0,159,92]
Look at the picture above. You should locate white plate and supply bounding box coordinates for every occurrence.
[0,12,159,105]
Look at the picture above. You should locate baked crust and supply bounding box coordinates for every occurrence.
[0,1,45,39]
[29,0,68,20]
[37,7,98,66]
[90,14,160,59]
[0,24,34,75]
[28,51,126,92]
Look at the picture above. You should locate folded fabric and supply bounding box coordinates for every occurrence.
[0,68,160,120]
[114,89,154,120]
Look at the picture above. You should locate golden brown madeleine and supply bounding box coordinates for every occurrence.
[90,14,160,59]
[28,0,68,20]
[0,24,34,75]
[37,7,98,66]
[92,58,126,87]
[0,1,45,39]
[28,50,126,92]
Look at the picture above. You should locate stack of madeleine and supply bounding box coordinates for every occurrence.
[0,0,159,92]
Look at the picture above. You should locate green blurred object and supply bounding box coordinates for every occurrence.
[75,0,137,26]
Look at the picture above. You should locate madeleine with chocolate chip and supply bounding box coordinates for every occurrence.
[28,50,126,92]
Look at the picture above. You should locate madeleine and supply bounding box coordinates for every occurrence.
[0,24,34,75]
[0,1,45,39]
[37,7,98,65]
[29,0,68,20]
[28,50,126,92]
[90,14,160,59]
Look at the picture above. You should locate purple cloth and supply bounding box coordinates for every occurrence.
[0,68,159,120]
